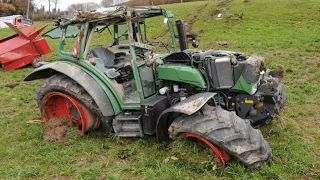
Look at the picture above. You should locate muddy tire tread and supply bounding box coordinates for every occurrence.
[36,74,112,132]
[169,107,272,168]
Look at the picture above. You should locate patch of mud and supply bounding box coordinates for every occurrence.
[296,73,319,84]
[215,41,229,47]
[211,9,221,16]
[314,148,320,156]
[43,117,79,142]
[269,65,284,78]
[198,29,205,34]
[275,110,284,130]
[218,0,233,7]
[224,13,245,21]
[186,3,209,33]
[306,40,320,53]
[5,83,19,89]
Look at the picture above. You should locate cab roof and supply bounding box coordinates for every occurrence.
[61,6,172,26]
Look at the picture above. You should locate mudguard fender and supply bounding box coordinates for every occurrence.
[24,61,119,117]
[156,92,216,142]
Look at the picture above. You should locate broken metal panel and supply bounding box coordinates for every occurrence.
[156,92,216,141]
[163,92,216,115]
[242,55,264,84]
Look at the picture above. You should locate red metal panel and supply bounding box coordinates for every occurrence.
[33,38,51,55]
[0,34,18,43]
[0,36,30,55]
[0,42,40,70]
[1,55,39,71]
[0,23,52,70]
[1,43,36,63]
[21,23,39,36]
[28,24,48,40]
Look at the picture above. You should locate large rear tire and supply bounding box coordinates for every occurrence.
[36,74,113,133]
[169,106,272,168]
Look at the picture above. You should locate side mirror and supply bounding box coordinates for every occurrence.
[187,34,199,48]
[192,40,199,48]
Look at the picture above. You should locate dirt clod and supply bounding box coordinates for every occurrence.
[5,83,19,89]
[211,9,221,16]
[43,117,75,142]
[215,41,229,47]
[275,109,284,130]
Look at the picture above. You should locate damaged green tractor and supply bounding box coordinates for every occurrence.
[24,6,286,168]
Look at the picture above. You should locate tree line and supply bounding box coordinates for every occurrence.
[0,0,201,20]
[0,0,124,19]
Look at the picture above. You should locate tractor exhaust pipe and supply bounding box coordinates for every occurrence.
[176,19,188,51]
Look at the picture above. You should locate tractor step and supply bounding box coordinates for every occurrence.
[118,131,142,137]
[121,122,140,132]
[113,113,143,137]
[116,114,141,121]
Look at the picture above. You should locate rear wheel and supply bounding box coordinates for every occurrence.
[36,74,113,133]
[169,106,272,168]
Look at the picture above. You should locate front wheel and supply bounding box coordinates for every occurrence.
[169,106,272,168]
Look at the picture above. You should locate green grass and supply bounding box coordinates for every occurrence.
[0,0,320,179]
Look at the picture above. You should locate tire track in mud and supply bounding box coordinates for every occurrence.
[186,0,234,34]
[152,2,209,40]
[152,0,234,42]
[186,2,209,34]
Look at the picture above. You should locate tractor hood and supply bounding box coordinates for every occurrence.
[156,64,206,89]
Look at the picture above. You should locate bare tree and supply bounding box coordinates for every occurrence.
[70,3,85,11]
[86,2,99,11]
[52,0,59,14]
[47,0,51,13]
[69,2,99,12]
[101,0,114,7]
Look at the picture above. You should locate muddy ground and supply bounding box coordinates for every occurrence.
[43,117,77,142]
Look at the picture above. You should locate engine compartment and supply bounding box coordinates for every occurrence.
[162,49,264,92]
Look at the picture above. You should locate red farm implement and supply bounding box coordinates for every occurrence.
[0,23,51,70]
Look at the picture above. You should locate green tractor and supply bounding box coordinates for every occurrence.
[24,6,286,168]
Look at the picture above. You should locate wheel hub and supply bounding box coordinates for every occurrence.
[185,132,232,166]
[41,92,99,133]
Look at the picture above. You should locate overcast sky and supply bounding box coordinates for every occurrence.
[37,0,103,11]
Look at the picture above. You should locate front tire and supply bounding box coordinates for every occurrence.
[169,106,272,168]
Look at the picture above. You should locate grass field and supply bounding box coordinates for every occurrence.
[0,0,320,179]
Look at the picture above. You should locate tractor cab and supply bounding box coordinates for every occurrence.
[43,7,179,105]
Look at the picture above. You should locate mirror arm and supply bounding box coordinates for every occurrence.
[144,22,148,42]
[186,34,196,41]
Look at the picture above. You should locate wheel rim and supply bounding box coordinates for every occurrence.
[184,132,232,166]
[41,92,99,133]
